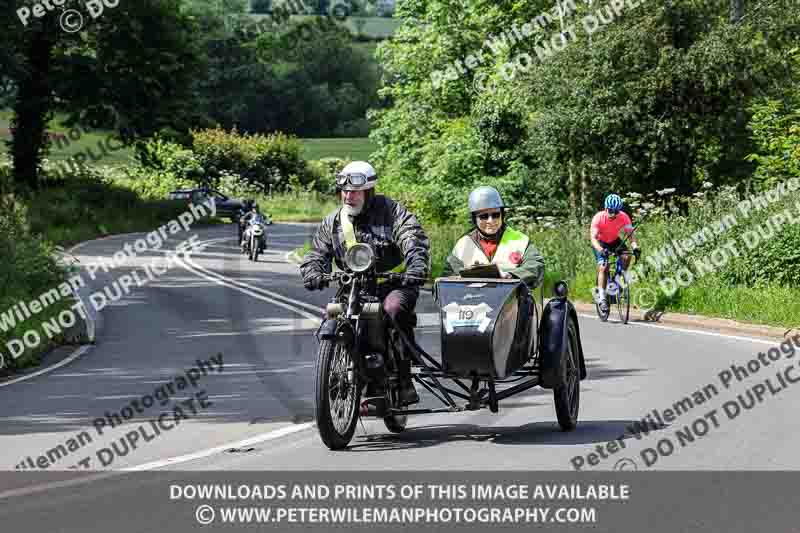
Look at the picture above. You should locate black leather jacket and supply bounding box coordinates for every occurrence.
[300,195,430,287]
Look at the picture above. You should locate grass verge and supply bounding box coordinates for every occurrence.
[291,218,800,330]
[301,137,377,161]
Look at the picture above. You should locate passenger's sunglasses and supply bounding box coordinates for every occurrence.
[477,211,502,221]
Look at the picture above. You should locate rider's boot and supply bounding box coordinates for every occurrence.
[397,359,419,405]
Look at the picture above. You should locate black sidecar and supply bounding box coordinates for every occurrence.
[392,276,586,430]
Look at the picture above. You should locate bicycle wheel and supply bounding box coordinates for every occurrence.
[617,280,630,324]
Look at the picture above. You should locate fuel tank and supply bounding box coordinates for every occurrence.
[434,277,535,379]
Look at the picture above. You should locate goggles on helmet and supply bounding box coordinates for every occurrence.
[336,172,370,188]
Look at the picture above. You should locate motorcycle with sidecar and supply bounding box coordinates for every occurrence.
[313,242,586,450]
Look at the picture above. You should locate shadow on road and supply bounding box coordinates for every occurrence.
[344,418,665,452]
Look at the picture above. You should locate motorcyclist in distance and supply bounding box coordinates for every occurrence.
[237,199,255,242]
[300,161,431,405]
[241,202,267,253]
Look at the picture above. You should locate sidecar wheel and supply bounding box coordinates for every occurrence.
[553,319,580,431]
[315,339,361,450]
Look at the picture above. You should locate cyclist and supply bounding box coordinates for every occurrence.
[590,194,640,314]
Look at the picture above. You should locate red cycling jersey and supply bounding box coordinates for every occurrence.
[590,210,633,244]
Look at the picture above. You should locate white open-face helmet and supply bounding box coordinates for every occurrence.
[336,161,378,191]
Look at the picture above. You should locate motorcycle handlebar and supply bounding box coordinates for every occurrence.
[321,272,428,285]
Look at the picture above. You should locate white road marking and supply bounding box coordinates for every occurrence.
[576,312,783,346]
[121,423,315,471]
[0,346,92,389]
[181,241,326,316]
[174,247,322,322]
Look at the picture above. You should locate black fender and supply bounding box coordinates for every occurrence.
[317,318,338,341]
[316,318,356,349]
[537,295,587,389]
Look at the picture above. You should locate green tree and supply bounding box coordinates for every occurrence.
[0,0,204,193]
[370,0,800,222]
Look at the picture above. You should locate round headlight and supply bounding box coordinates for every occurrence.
[345,243,375,273]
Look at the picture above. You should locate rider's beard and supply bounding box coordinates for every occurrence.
[342,199,364,216]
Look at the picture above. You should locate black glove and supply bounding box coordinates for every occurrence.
[633,248,641,259]
[402,272,427,287]
[304,274,328,291]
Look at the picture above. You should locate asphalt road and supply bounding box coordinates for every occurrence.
[0,220,797,475]
[2,221,800,531]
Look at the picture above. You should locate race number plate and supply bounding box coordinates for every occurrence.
[442,302,493,333]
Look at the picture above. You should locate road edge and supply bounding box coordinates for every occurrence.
[285,249,796,342]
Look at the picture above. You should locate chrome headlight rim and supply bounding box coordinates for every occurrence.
[344,243,375,273]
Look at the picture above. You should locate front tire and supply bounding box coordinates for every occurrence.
[553,319,580,431]
[315,339,361,450]
[250,236,259,262]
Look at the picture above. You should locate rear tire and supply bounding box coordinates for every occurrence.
[315,339,361,450]
[554,319,580,431]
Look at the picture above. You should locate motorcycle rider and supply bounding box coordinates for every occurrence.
[241,202,267,253]
[590,193,641,314]
[237,199,255,242]
[300,161,431,405]
[443,186,545,290]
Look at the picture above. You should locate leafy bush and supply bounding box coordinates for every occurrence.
[0,197,71,373]
[191,127,317,193]
[134,135,206,183]
[307,157,350,195]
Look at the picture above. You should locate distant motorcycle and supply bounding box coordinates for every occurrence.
[242,216,267,261]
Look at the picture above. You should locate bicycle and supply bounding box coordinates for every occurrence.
[595,248,636,324]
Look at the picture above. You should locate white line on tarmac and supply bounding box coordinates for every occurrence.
[182,240,326,316]
[0,345,92,389]
[575,313,782,346]
[174,249,322,321]
[121,423,315,471]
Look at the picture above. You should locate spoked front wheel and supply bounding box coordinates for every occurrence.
[315,339,361,450]
[553,319,580,431]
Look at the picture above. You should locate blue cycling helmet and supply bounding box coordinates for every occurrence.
[604,194,623,211]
